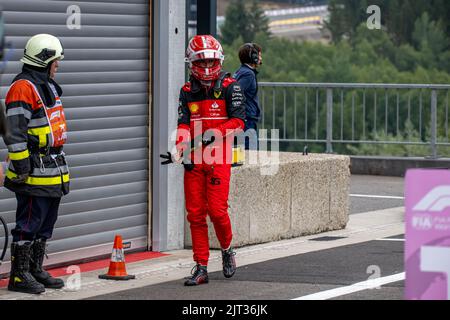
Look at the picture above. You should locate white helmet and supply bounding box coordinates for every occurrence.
[21,34,64,68]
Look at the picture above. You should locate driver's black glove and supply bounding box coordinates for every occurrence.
[160,150,194,171]
[160,152,173,165]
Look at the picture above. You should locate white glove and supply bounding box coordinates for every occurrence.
[170,146,184,164]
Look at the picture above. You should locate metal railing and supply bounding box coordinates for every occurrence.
[258,82,450,158]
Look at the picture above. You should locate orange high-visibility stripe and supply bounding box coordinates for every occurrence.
[5,80,39,108]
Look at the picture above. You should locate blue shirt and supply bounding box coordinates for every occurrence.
[233,64,260,121]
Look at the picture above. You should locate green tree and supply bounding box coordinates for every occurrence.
[220,0,270,45]
[413,13,447,53]
[220,12,450,157]
[247,0,271,42]
[325,0,450,48]
[412,12,448,70]
[220,0,250,45]
[323,0,347,43]
[323,0,370,43]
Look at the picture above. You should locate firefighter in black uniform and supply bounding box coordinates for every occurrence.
[3,34,69,294]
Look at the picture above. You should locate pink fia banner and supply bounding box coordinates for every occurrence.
[405,169,450,300]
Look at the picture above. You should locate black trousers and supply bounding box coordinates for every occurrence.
[244,119,259,150]
[11,193,61,242]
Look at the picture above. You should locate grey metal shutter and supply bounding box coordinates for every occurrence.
[0,0,150,268]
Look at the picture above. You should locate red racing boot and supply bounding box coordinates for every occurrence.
[222,247,236,278]
[184,264,209,286]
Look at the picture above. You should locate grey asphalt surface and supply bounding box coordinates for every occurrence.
[350,175,404,214]
[89,236,404,300]
[89,175,405,300]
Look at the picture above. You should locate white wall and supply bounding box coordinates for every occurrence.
[152,0,186,251]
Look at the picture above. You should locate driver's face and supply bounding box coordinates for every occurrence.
[194,59,216,68]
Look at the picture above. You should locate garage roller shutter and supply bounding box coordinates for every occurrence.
[0,0,150,265]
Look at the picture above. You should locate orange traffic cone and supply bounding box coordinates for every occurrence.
[99,235,135,280]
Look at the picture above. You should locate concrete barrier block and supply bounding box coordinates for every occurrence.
[329,156,351,230]
[290,156,331,236]
[184,151,350,250]
[246,164,292,244]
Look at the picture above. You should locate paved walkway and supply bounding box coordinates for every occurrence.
[0,206,404,300]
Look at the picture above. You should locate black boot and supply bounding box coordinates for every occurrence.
[8,242,45,294]
[222,247,236,278]
[30,239,64,289]
[184,264,209,286]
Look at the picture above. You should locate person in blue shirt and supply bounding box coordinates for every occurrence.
[233,43,262,150]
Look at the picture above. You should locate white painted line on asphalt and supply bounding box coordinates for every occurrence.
[375,238,405,242]
[292,272,405,300]
[350,194,404,200]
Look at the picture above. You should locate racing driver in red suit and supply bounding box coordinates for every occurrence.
[161,35,245,286]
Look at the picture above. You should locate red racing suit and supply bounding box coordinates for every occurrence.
[176,72,245,266]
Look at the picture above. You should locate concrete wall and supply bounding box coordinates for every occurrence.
[350,156,450,177]
[185,152,351,249]
[152,0,186,251]
[165,0,187,250]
